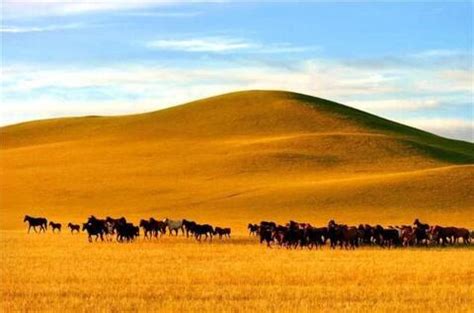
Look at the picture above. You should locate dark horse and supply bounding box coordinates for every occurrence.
[24,215,48,233]
[82,222,105,242]
[413,218,430,245]
[49,221,62,233]
[247,224,259,236]
[214,227,231,239]
[82,216,108,242]
[193,224,214,241]
[68,223,80,234]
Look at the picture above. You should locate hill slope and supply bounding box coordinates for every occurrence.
[1,90,473,230]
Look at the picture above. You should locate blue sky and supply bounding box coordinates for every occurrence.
[1,1,473,141]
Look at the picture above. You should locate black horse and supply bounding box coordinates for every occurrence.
[413,218,430,245]
[116,223,139,242]
[82,222,105,242]
[214,227,231,239]
[247,224,259,236]
[149,218,167,237]
[23,215,48,233]
[68,223,80,234]
[193,224,214,241]
[183,219,197,238]
[139,219,154,239]
[49,221,62,233]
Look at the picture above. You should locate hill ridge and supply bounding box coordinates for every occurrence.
[1,90,473,164]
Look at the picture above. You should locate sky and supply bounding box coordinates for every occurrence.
[1,1,473,141]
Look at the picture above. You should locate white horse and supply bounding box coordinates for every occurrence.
[163,218,184,236]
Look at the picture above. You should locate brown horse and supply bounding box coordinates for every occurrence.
[453,227,470,244]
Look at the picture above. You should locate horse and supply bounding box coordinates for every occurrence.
[214,227,231,239]
[413,219,430,245]
[139,219,154,239]
[305,227,327,249]
[49,221,62,233]
[429,226,455,245]
[283,227,306,249]
[247,224,259,236]
[163,218,184,236]
[358,224,375,245]
[327,221,358,249]
[452,227,470,245]
[149,218,167,237]
[116,223,139,242]
[23,215,48,233]
[259,224,274,248]
[105,216,126,233]
[400,226,416,247]
[82,222,105,242]
[374,225,400,248]
[67,223,80,234]
[193,224,214,241]
[183,219,197,237]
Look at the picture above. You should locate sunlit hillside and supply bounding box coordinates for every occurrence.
[1,90,473,230]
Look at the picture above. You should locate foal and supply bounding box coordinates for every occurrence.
[49,221,62,233]
[68,223,80,234]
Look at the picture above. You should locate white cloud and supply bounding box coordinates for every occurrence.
[400,118,473,142]
[0,23,84,33]
[146,36,317,53]
[147,37,254,52]
[123,11,202,17]
[1,0,175,19]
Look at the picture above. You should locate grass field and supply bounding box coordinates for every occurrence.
[1,231,473,313]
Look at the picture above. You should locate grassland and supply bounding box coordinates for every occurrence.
[1,90,473,312]
[2,231,473,313]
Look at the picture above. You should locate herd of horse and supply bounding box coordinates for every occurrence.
[23,215,473,248]
[23,215,231,242]
[250,219,474,249]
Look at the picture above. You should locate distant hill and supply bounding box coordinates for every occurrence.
[1,90,473,230]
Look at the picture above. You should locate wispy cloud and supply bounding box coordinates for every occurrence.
[123,11,202,17]
[146,36,317,53]
[147,37,254,52]
[2,0,173,19]
[0,23,84,33]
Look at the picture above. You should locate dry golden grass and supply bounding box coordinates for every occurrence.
[1,91,473,230]
[1,231,473,313]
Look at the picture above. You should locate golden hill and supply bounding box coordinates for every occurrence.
[1,90,473,230]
